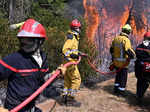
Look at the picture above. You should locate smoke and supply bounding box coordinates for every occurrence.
[64,0,84,19]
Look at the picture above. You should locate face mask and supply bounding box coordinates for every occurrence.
[143,40,150,47]
[19,38,44,54]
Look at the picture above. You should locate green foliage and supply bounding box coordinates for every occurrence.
[30,1,69,31]
[78,18,97,80]
[0,16,19,58]
[43,27,66,70]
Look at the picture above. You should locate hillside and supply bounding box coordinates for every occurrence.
[37,73,150,112]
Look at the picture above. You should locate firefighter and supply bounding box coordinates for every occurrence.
[61,19,82,106]
[0,19,66,112]
[110,24,135,95]
[135,31,150,102]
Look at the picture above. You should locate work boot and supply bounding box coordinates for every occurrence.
[117,90,127,97]
[57,94,67,105]
[66,96,81,107]
[113,86,119,94]
[135,95,143,105]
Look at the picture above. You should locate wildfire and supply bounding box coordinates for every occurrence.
[83,0,100,42]
[120,6,129,27]
[83,0,149,66]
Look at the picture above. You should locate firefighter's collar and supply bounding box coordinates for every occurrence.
[68,30,80,40]
[120,32,129,37]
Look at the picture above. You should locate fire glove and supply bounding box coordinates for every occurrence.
[57,64,67,77]
[44,70,55,81]
[44,65,66,80]
[0,107,9,112]
[70,53,79,59]
[109,63,115,71]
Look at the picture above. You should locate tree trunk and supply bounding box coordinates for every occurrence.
[9,0,16,24]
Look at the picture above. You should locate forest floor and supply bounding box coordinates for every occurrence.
[37,73,150,112]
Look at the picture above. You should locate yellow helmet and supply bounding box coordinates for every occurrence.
[122,24,132,33]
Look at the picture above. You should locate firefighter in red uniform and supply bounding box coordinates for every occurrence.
[110,24,135,95]
[135,31,150,102]
[0,19,66,112]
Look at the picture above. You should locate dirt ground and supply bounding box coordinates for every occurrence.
[37,73,150,112]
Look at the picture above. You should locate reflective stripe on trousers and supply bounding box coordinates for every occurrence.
[114,58,126,61]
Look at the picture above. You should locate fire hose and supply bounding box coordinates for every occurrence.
[10,56,81,112]
[9,53,130,112]
[87,57,130,75]
[80,52,130,75]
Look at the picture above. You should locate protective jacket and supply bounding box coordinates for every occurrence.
[0,50,49,110]
[110,32,135,68]
[135,43,150,78]
[135,43,150,98]
[62,30,81,96]
[62,30,80,62]
[135,44,150,62]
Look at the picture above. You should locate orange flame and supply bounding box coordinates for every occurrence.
[83,0,100,42]
[83,0,149,62]
[120,6,129,27]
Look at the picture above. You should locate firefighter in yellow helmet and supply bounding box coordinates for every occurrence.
[61,19,82,106]
[110,24,135,96]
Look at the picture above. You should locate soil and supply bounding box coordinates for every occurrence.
[37,73,150,112]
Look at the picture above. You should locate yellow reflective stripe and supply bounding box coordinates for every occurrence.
[114,58,126,61]
[114,43,124,58]
[64,49,78,57]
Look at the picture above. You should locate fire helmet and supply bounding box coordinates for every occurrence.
[144,31,150,39]
[17,19,47,40]
[70,19,81,28]
[122,24,132,33]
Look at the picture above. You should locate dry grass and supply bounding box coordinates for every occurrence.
[37,73,150,112]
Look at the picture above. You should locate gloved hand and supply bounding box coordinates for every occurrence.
[44,70,56,81]
[0,107,9,112]
[109,64,115,71]
[70,53,79,59]
[57,64,67,77]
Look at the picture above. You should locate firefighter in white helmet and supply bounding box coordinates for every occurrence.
[110,24,135,96]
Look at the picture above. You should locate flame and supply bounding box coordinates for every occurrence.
[83,0,100,42]
[120,6,129,27]
[129,13,147,44]
[83,0,149,69]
